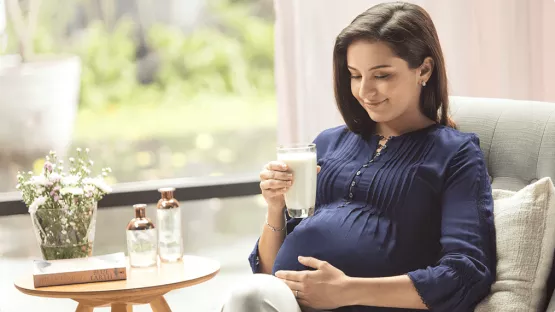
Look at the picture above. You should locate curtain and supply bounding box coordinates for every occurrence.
[0,0,6,52]
[274,0,555,144]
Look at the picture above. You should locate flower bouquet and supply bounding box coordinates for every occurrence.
[16,148,112,260]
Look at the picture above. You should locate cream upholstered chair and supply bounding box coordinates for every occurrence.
[450,96,555,311]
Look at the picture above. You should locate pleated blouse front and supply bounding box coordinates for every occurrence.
[249,124,496,312]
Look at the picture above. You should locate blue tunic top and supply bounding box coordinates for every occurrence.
[248,124,496,312]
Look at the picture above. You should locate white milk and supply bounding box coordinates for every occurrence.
[277,151,317,218]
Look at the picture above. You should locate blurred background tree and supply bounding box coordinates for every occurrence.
[0,0,277,188]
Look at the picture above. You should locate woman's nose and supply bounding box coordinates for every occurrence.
[359,78,377,101]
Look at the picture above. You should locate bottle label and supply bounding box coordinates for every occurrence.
[157,208,182,259]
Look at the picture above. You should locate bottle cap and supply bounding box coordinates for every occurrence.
[158,187,175,200]
[133,204,147,218]
[127,204,155,230]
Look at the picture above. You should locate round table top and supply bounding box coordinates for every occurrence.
[14,255,220,300]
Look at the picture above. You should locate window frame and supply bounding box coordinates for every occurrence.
[0,175,260,216]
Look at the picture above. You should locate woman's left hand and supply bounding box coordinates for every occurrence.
[275,256,350,310]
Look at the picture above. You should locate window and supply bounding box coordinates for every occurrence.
[0,0,276,195]
[1,2,272,308]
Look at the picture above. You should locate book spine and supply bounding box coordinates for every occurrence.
[33,267,127,288]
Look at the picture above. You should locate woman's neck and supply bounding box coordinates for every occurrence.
[375,114,436,138]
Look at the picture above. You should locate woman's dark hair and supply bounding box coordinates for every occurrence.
[333,2,456,138]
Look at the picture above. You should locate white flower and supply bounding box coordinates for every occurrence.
[84,185,95,193]
[83,178,112,193]
[61,175,80,186]
[60,187,84,196]
[49,172,62,182]
[84,184,95,197]
[29,196,47,214]
[25,175,50,187]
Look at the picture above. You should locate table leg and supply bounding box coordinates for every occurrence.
[111,303,133,312]
[150,296,172,312]
[75,303,94,312]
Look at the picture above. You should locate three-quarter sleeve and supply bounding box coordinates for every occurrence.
[407,134,496,311]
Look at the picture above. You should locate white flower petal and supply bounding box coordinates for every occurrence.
[60,187,84,196]
[49,173,62,182]
[83,178,112,193]
[28,196,47,214]
[26,175,50,186]
[61,175,80,185]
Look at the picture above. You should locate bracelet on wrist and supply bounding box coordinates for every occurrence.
[265,219,286,232]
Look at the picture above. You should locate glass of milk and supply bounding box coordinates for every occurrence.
[277,143,317,218]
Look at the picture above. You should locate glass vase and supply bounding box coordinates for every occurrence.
[30,201,97,260]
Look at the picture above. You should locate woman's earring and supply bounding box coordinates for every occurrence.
[422,81,427,87]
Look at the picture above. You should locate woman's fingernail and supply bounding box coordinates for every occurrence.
[281,164,287,169]
[287,181,292,186]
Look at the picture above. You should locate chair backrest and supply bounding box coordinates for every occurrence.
[449,95,555,311]
[449,96,555,191]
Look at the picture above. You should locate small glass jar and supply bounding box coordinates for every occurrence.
[156,187,183,262]
[126,204,157,267]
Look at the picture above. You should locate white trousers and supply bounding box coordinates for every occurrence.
[221,273,304,312]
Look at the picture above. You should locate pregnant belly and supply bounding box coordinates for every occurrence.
[272,206,399,277]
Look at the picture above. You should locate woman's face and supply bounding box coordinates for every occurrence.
[346,40,429,124]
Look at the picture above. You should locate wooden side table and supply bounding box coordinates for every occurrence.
[14,255,220,312]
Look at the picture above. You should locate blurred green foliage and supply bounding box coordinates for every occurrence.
[147,0,275,105]
[1,0,278,189]
[75,18,140,110]
[3,0,275,111]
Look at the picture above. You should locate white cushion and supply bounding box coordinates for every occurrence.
[475,177,555,312]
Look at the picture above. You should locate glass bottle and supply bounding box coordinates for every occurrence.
[126,204,158,267]
[157,187,183,262]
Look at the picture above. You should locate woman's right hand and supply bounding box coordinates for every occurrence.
[259,161,292,213]
[259,161,321,214]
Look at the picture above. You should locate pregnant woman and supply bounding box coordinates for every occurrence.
[221,2,496,311]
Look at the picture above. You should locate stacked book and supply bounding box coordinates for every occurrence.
[32,252,127,288]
